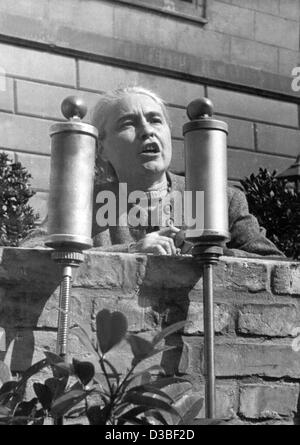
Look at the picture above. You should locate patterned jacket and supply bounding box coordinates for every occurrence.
[92,172,284,258]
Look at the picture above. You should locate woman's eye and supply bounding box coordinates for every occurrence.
[151,117,162,124]
[120,121,134,128]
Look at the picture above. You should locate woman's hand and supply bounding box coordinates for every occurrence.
[129,227,180,255]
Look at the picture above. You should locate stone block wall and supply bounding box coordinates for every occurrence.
[0,0,299,221]
[0,247,300,424]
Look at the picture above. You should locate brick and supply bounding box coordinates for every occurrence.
[100,331,180,376]
[220,115,255,150]
[15,152,50,190]
[0,76,14,112]
[114,6,179,51]
[228,149,295,180]
[207,87,298,127]
[239,384,299,419]
[237,304,298,337]
[255,12,299,51]
[74,251,147,293]
[142,255,203,289]
[279,0,300,20]
[178,337,300,378]
[8,330,99,372]
[272,264,300,295]
[215,340,300,378]
[223,259,269,292]
[207,1,255,39]
[279,49,300,77]
[231,0,280,15]
[173,302,232,335]
[0,112,53,154]
[256,124,300,157]
[78,61,205,107]
[28,191,49,222]
[231,37,278,73]
[16,80,101,121]
[0,42,76,86]
[176,28,231,63]
[195,382,238,420]
[0,248,60,287]
[90,294,161,333]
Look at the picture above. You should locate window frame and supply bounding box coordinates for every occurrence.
[112,0,208,25]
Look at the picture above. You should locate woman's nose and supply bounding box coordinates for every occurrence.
[138,120,154,139]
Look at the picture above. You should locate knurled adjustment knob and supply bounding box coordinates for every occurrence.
[61,96,87,121]
[51,250,84,265]
[187,97,214,121]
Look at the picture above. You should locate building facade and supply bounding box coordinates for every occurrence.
[0,0,299,220]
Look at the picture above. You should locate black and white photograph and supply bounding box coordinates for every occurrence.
[0,0,299,428]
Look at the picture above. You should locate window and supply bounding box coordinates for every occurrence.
[113,0,207,24]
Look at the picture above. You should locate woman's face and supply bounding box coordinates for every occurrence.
[100,93,172,184]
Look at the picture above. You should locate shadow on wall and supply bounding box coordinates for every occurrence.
[136,254,204,378]
[0,248,61,372]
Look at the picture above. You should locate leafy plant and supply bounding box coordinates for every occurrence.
[0,152,39,247]
[240,168,300,259]
[0,309,210,425]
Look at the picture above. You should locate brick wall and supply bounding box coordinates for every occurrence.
[0,0,299,220]
[0,248,300,424]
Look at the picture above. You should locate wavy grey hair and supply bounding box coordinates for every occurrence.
[91,86,171,184]
[91,85,171,140]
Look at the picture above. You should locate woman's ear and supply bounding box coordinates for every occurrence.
[97,139,108,162]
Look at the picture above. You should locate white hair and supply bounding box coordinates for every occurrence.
[91,85,171,140]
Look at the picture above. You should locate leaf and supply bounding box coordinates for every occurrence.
[123,366,165,392]
[14,398,38,418]
[73,359,95,386]
[66,406,86,419]
[70,325,99,360]
[170,394,203,425]
[141,376,189,391]
[177,396,204,425]
[162,381,193,401]
[123,392,179,417]
[0,380,18,397]
[0,406,11,417]
[100,357,121,386]
[127,335,154,362]
[151,321,187,347]
[96,309,128,355]
[15,359,48,393]
[50,389,87,417]
[87,405,110,425]
[131,345,176,367]
[33,383,53,411]
[145,409,168,425]
[0,361,11,384]
[45,377,68,400]
[127,384,174,403]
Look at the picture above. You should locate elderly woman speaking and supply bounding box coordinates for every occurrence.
[90,86,282,258]
[22,85,282,257]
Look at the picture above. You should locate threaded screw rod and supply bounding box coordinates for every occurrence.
[203,262,216,418]
[56,265,73,359]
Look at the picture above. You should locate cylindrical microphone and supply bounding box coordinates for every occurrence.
[183,97,229,247]
[45,96,98,250]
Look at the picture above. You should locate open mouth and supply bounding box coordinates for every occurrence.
[141,142,160,154]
